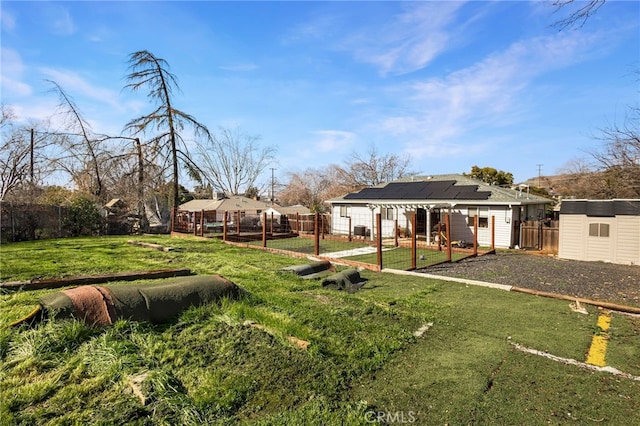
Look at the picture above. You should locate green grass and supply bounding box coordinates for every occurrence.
[346,246,469,269]
[1,235,639,425]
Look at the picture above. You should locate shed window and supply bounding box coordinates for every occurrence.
[467,207,489,228]
[381,207,394,220]
[588,223,610,237]
[340,206,349,217]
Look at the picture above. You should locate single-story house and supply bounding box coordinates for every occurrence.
[326,174,551,248]
[558,199,640,265]
[178,195,311,232]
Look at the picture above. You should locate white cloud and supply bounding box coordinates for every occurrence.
[0,48,32,97]
[311,130,357,153]
[218,63,258,72]
[46,5,76,36]
[343,2,467,76]
[1,9,16,31]
[39,67,123,111]
[374,29,600,159]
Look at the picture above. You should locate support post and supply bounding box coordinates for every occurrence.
[348,217,352,242]
[474,215,478,256]
[446,213,452,262]
[376,213,383,270]
[270,212,274,234]
[491,216,496,251]
[314,213,320,256]
[223,211,228,241]
[394,219,399,247]
[411,213,417,269]
[200,209,205,237]
[262,212,267,248]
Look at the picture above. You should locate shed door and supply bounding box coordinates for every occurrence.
[586,219,613,262]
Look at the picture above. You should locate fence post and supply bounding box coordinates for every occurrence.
[223,211,228,241]
[446,213,452,262]
[200,209,205,237]
[348,216,352,242]
[314,213,320,256]
[474,215,478,256]
[262,212,267,248]
[491,216,496,251]
[411,212,417,269]
[296,213,300,233]
[270,212,274,234]
[376,213,382,270]
[236,211,241,235]
[394,219,399,247]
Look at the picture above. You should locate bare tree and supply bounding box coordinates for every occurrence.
[0,105,52,201]
[590,110,640,198]
[551,0,606,30]
[278,167,348,213]
[47,80,115,200]
[195,126,276,195]
[124,50,212,208]
[333,144,416,189]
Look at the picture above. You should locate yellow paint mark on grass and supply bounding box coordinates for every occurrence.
[586,309,611,367]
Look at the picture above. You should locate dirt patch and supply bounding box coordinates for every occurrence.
[421,251,640,308]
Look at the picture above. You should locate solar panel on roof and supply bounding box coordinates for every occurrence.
[343,180,491,200]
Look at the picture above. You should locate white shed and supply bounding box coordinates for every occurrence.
[558,199,640,265]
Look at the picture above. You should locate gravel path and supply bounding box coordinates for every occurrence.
[422,251,640,308]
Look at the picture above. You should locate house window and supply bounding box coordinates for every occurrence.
[381,207,394,220]
[340,206,349,217]
[589,223,610,237]
[467,207,489,228]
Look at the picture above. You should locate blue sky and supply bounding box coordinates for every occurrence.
[1,1,638,189]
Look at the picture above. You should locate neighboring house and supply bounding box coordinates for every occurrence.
[178,194,311,232]
[558,199,640,265]
[179,194,272,214]
[327,174,551,248]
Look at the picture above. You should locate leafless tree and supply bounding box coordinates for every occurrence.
[551,0,606,30]
[0,105,52,201]
[47,80,116,200]
[590,110,640,197]
[124,50,213,208]
[333,144,417,189]
[195,126,276,196]
[278,167,349,213]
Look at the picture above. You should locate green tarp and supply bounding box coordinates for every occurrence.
[18,275,245,327]
[279,260,335,279]
[321,269,367,293]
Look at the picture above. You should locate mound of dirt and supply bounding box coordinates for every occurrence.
[422,251,640,308]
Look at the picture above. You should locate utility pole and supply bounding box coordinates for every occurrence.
[536,164,543,188]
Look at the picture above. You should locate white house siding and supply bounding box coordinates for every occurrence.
[613,216,640,265]
[559,215,586,261]
[494,207,515,248]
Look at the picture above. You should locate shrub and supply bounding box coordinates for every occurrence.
[63,197,103,236]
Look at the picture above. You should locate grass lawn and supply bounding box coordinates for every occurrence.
[1,235,639,425]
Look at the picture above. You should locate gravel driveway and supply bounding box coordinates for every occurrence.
[422,251,640,308]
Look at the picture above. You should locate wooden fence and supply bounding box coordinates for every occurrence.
[519,220,559,253]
